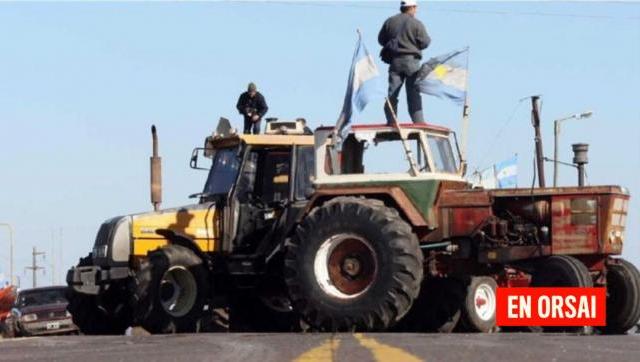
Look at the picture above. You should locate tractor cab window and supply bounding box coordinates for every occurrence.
[234,147,292,251]
[203,147,241,196]
[427,135,457,173]
[259,150,291,203]
[237,147,292,204]
[295,146,315,200]
[341,131,430,174]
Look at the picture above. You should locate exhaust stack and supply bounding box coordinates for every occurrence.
[150,125,162,211]
[572,143,589,187]
[530,95,546,188]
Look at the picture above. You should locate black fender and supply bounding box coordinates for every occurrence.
[155,229,210,266]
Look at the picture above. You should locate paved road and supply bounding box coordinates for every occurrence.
[1,333,639,361]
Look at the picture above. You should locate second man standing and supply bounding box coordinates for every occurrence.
[378,0,430,125]
[237,82,269,134]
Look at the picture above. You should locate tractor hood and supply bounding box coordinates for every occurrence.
[92,203,219,267]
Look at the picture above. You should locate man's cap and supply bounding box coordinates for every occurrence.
[248,82,257,92]
[401,0,417,7]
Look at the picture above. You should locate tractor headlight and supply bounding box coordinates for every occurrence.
[21,313,37,322]
[570,198,597,225]
[92,216,132,266]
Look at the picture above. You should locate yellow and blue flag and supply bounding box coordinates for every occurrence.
[416,47,469,106]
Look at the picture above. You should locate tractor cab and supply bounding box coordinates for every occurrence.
[188,117,315,254]
[313,123,467,184]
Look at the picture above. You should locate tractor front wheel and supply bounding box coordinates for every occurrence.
[601,258,640,334]
[459,276,497,333]
[132,245,209,334]
[66,255,131,335]
[530,255,593,333]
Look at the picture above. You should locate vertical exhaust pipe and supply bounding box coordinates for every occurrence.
[530,95,546,188]
[151,125,162,211]
[572,143,589,187]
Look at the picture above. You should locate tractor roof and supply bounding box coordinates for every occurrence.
[240,134,314,146]
[316,122,452,134]
[206,133,314,149]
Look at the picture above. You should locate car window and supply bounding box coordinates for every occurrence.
[18,289,67,307]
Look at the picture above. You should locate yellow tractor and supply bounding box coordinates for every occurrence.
[67,118,317,333]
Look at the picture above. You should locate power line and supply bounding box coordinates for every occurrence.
[263,1,640,21]
[475,99,526,171]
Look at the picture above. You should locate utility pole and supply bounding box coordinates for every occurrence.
[51,230,56,285]
[59,228,63,285]
[553,111,593,187]
[0,223,14,286]
[530,96,546,188]
[26,247,46,288]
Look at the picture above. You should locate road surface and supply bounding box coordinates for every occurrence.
[1,333,639,361]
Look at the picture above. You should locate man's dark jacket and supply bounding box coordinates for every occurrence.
[378,13,430,59]
[236,91,269,119]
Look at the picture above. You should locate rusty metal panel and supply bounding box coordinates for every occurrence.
[489,185,626,198]
[438,189,491,207]
[551,196,599,255]
[448,207,492,237]
[600,194,628,255]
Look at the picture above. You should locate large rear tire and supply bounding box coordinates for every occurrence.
[132,245,209,334]
[601,258,640,334]
[285,197,423,331]
[530,255,593,333]
[66,254,131,335]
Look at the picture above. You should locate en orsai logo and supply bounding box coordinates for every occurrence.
[496,288,606,326]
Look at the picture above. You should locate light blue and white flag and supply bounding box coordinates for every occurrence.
[335,32,385,145]
[495,155,518,189]
[416,47,469,106]
[479,167,497,189]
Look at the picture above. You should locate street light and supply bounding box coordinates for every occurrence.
[0,223,14,286]
[554,111,593,187]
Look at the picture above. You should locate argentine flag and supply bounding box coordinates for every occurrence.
[416,47,469,106]
[335,33,385,143]
[495,155,518,189]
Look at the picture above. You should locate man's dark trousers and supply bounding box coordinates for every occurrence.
[243,118,261,134]
[384,55,424,125]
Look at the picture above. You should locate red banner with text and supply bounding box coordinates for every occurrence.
[496,287,606,326]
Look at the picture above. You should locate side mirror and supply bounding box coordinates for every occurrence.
[190,148,209,170]
[11,307,20,317]
[190,149,199,169]
[459,161,468,177]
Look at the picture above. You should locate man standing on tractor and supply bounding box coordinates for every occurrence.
[378,0,430,125]
[236,82,269,134]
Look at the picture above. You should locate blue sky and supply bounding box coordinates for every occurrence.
[0,1,639,288]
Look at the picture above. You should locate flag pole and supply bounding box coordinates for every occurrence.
[460,46,470,176]
[461,97,469,174]
[329,29,364,175]
[385,97,419,175]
